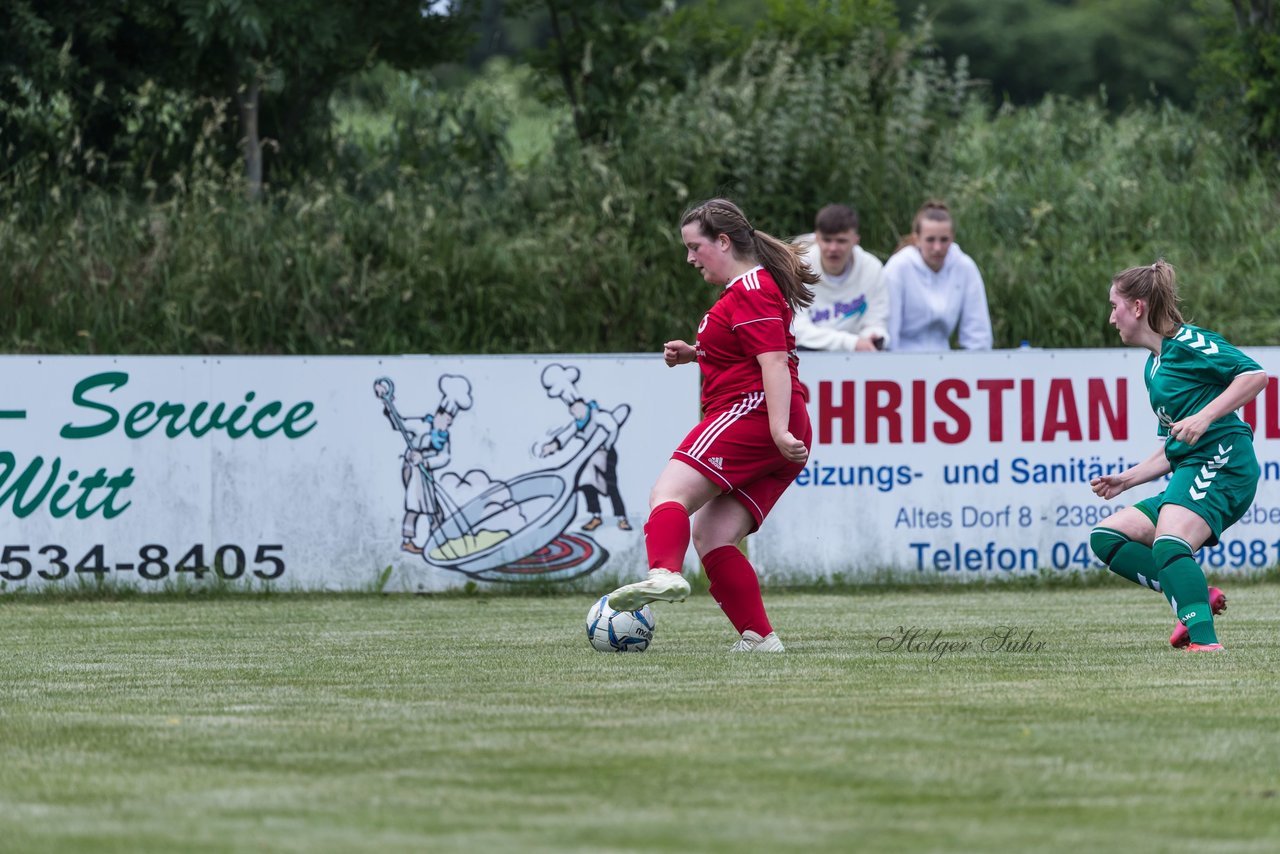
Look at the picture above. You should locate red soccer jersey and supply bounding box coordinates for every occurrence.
[694,266,803,414]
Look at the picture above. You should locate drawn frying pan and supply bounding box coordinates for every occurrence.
[422,405,630,575]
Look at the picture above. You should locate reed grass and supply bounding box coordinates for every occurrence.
[3,42,1278,356]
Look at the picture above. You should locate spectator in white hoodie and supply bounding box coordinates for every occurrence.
[884,200,993,351]
[793,204,889,352]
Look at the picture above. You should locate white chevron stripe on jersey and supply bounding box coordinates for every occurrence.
[1194,334,1219,355]
[1177,326,1219,355]
[688,392,764,458]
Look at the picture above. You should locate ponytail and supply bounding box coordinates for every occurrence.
[681,198,816,311]
[1112,259,1184,337]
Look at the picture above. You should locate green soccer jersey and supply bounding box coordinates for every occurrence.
[1144,324,1265,465]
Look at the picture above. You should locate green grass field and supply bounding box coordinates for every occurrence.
[3,586,1279,853]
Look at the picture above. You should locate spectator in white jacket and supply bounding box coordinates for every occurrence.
[884,200,993,351]
[793,204,889,352]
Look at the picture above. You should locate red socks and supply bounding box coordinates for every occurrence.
[644,503,773,637]
[644,501,690,572]
[702,545,772,637]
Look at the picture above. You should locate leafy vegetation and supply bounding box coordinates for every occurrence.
[890,0,1206,107]
[0,0,472,193]
[1196,0,1280,154]
[6,41,1280,354]
[3,1,1279,355]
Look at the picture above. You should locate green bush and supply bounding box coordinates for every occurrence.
[935,98,1280,347]
[3,37,1279,356]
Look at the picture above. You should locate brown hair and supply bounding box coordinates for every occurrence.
[894,198,954,254]
[814,203,859,236]
[1111,259,1184,337]
[681,198,816,311]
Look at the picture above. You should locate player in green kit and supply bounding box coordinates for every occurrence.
[1088,260,1268,652]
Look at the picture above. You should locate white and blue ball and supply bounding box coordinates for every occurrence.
[586,595,655,652]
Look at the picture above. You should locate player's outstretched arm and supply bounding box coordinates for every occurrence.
[1090,446,1170,500]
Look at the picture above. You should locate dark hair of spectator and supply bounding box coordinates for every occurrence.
[815,204,859,236]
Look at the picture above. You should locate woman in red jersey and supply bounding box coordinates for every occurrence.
[607,198,817,652]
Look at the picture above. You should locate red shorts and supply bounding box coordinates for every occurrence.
[673,391,811,530]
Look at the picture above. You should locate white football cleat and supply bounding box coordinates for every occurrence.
[606,568,691,611]
[729,630,785,652]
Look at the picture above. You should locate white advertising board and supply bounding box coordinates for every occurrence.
[3,350,1277,590]
[0,355,696,591]
[754,349,1280,579]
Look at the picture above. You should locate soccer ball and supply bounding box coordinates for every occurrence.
[586,595,656,652]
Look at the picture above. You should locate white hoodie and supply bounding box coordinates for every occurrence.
[794,235,890,351]
[883,243,992,351]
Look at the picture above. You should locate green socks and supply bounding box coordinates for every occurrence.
[1090,527,1162,592]
[1152,535,1217,645]
[1092,527,1218,645]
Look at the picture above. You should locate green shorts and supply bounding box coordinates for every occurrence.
[1133,435,1260,547]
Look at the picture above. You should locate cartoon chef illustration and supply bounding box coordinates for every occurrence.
[538,364,631,532]
[375,374,474,553]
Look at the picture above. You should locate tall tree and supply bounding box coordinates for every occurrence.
[0,1,473,194]
[1,0,193,187]
[510,0,900,144]
[1197,0,1280,153]
[176,0,473,196]
[890,0,1204,107]
[507,0,673,143]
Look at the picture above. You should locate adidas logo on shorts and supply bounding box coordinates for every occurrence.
[708,456,724,469]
